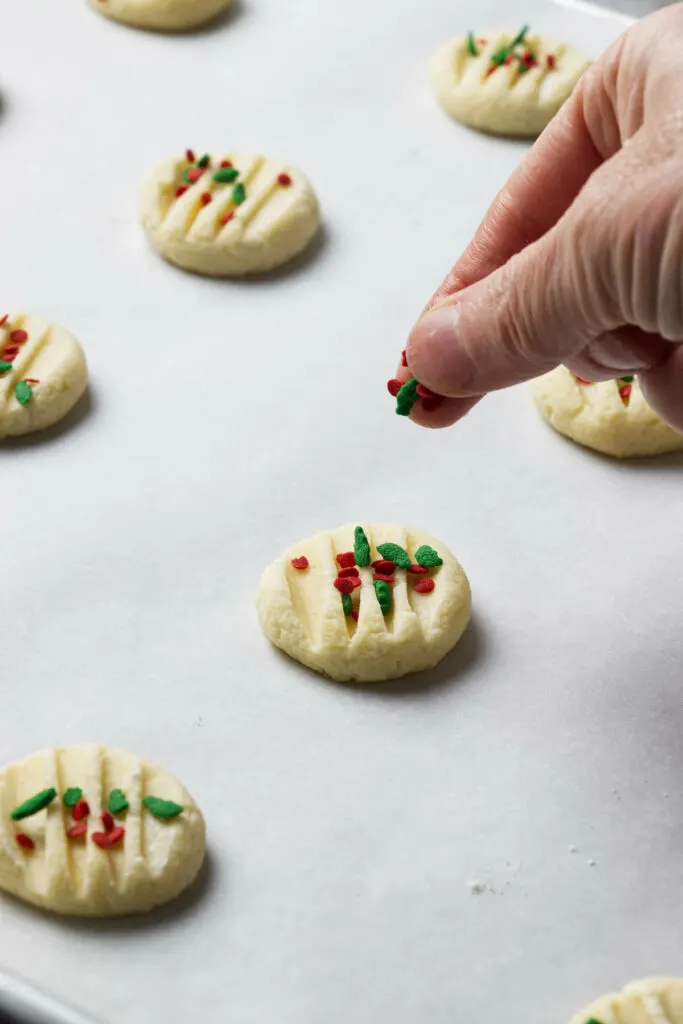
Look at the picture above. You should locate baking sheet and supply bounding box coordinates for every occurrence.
[1,0,682,1021]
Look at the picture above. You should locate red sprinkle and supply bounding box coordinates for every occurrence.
[175,185,188,198]
[371,559,395,574]
[486,64,498,77]
[0,315,7,327]
[220,159,233,168]
[334,577,361,595]
[338,566,361,578]
[72,799,90,822]
[373,573,395,584]
[187,168,203,183]
[200,191,212,206]
[101,812,115,833]
[546,54,556,69]
[479,37,488,44]
[504,54,514,66]
[67,822,88,840]
[10,330,27,344]
[220,211,235,226]
[407,564,428,575]
[414,578,435,594]
[185,149,195,162]
[619,384,632,402]
[336,552,356,569]
[2,347,19,359]
[15,834,34,850]
[92,826,125,849]
[351,610,359,622]
[23,378,40,385]
[422,396,445,412]
[291,556,309,570]
[277,173,292,186]
[401,349,408,367]
[574,376,592,386]
[387,378,403,397]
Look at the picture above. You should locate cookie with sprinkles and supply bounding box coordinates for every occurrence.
[430,27,589,136]
[88,0,234,32]
[139,150,321,277]
[531,365,683,458]
[0,313,87,439]
[0,744,205,916]
[257,523,471,683]
[569,977,683,1024]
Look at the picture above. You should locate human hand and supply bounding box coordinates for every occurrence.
[397,4,683,432]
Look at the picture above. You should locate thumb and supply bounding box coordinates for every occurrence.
[406,216,614,398]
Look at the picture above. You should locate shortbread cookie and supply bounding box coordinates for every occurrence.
[257,523,472,683]
[89,0,234,32]
[0,745,205,916]
[430,26,589,136]
[531,366,683,458]
[0,313,87,439]
[570,977,683,1024]
[140,149,321,277]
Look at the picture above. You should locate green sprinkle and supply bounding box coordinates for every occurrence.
[197,154,211,168]
[619,375,634,384]
[63,788,82,809]
[11,788,57,821]
[466,31,478,57]
[415,545,443,568]
[517,61,531,73]
[108,789,129,815]
[584,1019,605,1024]
[213,167,239,184]
[396,378,420,416]
[354,526,371,567]
[374,579,392,616]
[510,24,529,49]
[491,24,529,66]
[143,796,183,820]
[0,360,12,373]
[342,593,353,616]
[15,381,32,406]
[232,183,246,205]
[376,543,411,569]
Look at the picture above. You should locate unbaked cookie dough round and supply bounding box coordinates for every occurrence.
[0,744,206,916]
[0,313,87,439]
[531,366,683,458]
[88,0,233,32]
[140,149,321,277]
[257,523,472,683]
[570,977,683,1024]
[430,26,589,137]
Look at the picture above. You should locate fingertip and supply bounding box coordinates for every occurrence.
[407,395,482,429]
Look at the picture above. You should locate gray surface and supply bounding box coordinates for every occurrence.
[1,1,681,1023]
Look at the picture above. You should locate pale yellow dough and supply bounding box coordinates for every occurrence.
[570,977,683,1024]
[430,30,589,137]
[0,745,206,917]
[140,151,321,277]
[531,366,683,458]
[89,0,233,32]
[257,523,472,683]
[0,313,87,439]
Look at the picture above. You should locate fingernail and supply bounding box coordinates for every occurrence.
[589,335,652,372]
[407,303,477,395]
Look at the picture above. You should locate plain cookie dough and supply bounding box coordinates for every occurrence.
[88,0,234,32]
[570,977,683,1024]
[140,149,321,277]
[531,366,683,458]
[430,27,589,136]
[0,313,87,439]
[257,523,472,683]
[0,745,206,916]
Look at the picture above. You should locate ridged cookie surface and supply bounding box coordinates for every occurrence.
[140,150,320,277]
[0,313,87,439]
[570,977,683,1024]
[257,523,472,683]
[531,366,683,458]
[430,28,589,137]
[0,745,205,916]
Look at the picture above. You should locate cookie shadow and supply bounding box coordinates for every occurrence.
[10,848,220,936]
[542,422,683,470]
[0,388,96,451]
[91,0,246,37]
[232,222,331,286]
